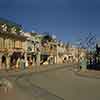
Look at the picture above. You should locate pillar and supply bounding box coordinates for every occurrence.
[56,46,59,64]
[54,56,56,64]
[32,56,35,66]
[36,52,40,66]
[25,52,28,68]
[6,54,10,70]
[36,52,41,72]
[0,53,3,70]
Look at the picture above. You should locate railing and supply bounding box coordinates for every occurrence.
[41,47,57,55]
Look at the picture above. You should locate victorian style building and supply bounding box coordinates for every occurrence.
[0,21,27,70]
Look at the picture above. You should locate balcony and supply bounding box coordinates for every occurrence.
[0,31,27,41]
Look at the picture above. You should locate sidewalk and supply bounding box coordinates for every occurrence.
[0,64,68,77]
[74,68,100,79]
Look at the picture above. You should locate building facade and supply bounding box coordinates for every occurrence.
[0,23,26,70]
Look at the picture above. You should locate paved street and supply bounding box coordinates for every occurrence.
[27,67,100,100]
[0,65,100,100]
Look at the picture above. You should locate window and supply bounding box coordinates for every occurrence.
[0,37,3,49]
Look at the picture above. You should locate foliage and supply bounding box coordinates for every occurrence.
[41,33,53,42]
[0,18,23,33]
[76,33,96,50]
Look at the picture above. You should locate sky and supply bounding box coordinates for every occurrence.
[0,0,100,43]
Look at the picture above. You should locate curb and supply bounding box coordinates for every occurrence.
[0,64,70,77]
[73,68,100,79]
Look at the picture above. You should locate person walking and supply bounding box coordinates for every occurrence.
[15,57,20,72]
[28,56,33,72]
[1,55,6,70]
[20,53,25,70]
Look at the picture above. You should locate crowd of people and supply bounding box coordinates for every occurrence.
[1,51,35,71]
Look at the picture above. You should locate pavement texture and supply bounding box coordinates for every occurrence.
[0,64,100,100]
[0,64,68,77]
[74,69,100,79]
[28,67,100,100]
[1,64,100,79]
[0,64,69,100]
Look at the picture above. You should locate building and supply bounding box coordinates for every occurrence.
[0,22,27,70]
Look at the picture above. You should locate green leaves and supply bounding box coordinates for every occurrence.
[0,18,23,34]
[42,34,53,42]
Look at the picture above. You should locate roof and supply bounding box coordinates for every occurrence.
[0,18,23,30]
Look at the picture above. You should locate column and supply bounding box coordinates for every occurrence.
[36,52,41,71]
[36,52,40,66]
[0,53,3,70]
[54,56,56,64]
[25,52,28,68]
[32,55,35,66]
[56,45,59,64]
[6,54,10,70]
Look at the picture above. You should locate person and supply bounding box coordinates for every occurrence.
[20,53,25,69]
[28,56,33,72]
[1,55,6,70]
[6,54,10,71]
[12,59,16,70]
[25,59,28,68]
[63,57,67,64]
[16,57,20,71]
[80,57,87,71]
[20,58,25,70]
[79,57,82,69]
[10,52,17,70]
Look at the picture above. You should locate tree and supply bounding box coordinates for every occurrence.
[42,34,53,42]
[0,18,23,34]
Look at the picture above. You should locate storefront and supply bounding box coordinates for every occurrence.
[0,32,26,70]
[40,42,57,65]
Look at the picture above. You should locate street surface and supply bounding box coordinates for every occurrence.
[0,64,100,100]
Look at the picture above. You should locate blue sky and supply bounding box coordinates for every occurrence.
[0,0,100,42]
